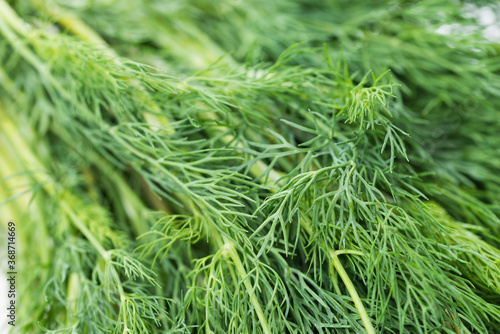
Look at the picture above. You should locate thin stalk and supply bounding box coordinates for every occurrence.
[190,211,271,334]
[330,250,375,334]
[0,139,27,224]
[66,272,80,327]
[0,0,30,35]
[0,115,108,258]
[30,0,109,50]
[61,201,109,259]
[224,239,272,334]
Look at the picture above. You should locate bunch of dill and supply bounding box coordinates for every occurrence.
[1,0,500,333]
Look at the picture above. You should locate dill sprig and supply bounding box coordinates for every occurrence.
[1,0,500,333]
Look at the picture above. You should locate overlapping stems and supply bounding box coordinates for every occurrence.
[1,2,365,332]
[0,114,178,332]
[46,0,500,239]
[2,0,500,333]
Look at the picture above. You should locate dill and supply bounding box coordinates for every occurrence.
[1,0,500,333]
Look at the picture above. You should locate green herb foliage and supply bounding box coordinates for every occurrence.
[1,0,500,333]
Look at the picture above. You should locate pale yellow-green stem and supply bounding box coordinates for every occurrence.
[330,250,376,334]
[0,0,30,35]
[66,272,81,327]
[201,228,272,334]
[263,174,375,333]
[0,142,25,227]
[0,116,109,259]
[224,239,272,334]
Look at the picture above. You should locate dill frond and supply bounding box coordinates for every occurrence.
[1,0,500,333]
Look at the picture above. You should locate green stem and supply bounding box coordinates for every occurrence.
[66,272,81,327]
[61,202,109,259]
[224,239,272,334]
[0,0,30,34]
[330,250,375,334]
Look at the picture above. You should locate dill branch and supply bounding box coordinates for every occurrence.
[1,0,500,333]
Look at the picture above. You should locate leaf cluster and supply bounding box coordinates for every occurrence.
[1,0,500,333]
